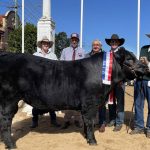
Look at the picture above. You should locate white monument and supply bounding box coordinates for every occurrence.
[37,0,55,52]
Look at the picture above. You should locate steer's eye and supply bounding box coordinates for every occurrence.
[124,60,133,66]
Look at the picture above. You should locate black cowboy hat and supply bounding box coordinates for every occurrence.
[105,34,125,46]
[146,34,150,38]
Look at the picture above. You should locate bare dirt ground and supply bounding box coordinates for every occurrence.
[1,86,150,150]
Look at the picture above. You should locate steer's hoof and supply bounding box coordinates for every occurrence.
[5,144,17,150]
[87,139,97,146]
[89,142,97,146]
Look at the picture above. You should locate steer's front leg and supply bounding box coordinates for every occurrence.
[0,104,18,149]
[82,114,97,145]
[0,115,16,149]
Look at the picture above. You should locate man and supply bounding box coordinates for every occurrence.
[60,33,85,60]
[60,33,85,129]
[130,34,150,138]
[105,34,125,131]
[30,36,60,128]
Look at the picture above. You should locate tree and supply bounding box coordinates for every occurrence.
[8,23,37,54]
[8,25,69,56]
[24,23,37,54]
[7,26,22,52]
[55,32,70,59]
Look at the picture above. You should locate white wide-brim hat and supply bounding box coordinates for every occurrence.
[37,36,53,48]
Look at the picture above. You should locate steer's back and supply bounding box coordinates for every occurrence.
[0,52,103,110]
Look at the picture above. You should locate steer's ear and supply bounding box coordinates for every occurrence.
[118,47,126,56]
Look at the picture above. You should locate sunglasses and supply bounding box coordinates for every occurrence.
[110,40,119,44]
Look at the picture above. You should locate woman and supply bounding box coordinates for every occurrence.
[86,39,103,57]
[86,39,106,132]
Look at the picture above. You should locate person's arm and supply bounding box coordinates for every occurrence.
[33,52,38,56]
[53,54,58,60]
[85,52,90,58]
[82,49,85,58]
[80,48,85,59]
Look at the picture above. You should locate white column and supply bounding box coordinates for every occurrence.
[137,0,140,59]
[37,0,55,52]
[80,0,83,48]
[22,0,24,53]
[43,0,51,19]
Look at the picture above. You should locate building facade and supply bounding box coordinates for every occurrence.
[0,11,16,50]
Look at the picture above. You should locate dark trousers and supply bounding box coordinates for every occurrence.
[108,82,125,125]
[99,105,106,125]
[32,108,56,123]
[108,103,116,121]
[99,103,116,125]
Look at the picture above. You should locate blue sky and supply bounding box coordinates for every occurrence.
[0,0,150,55]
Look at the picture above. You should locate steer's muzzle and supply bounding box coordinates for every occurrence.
[134,61,149,77]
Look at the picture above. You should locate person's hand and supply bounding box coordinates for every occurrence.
[140,57,149,65]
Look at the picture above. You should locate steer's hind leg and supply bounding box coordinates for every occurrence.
[0,104,18,149]
[81,114,87,139]
[82,113,97,145]
[83,121,87,139]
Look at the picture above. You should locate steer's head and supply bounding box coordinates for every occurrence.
[114,47,148,80]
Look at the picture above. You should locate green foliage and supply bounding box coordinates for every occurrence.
[8,24,69,56]
[24,23,37,54]
[55,32,70,59]
[7,26,22,53]
[8,23,37,54]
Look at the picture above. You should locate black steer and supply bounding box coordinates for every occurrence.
[0,48,147,149]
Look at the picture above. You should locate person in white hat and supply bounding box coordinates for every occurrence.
[30,36,60,128]
[35,36,57,60]
[60,33,85,129]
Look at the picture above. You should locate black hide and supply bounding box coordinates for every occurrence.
[0,49,147,149]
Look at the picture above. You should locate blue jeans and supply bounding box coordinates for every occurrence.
[134,80,150,130]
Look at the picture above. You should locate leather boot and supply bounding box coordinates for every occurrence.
[99,124,105,133]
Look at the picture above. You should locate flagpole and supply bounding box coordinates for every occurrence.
[137,0,140,59]
[80,0,83,48]
[22,0,24,53]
